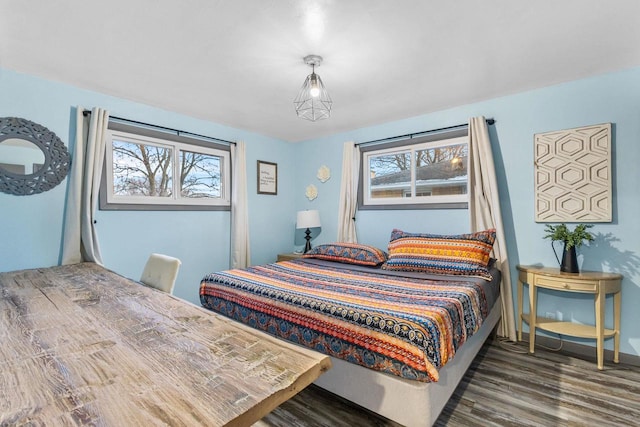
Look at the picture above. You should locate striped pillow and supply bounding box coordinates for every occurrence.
[303,243,388,266]
[382,229,496,280]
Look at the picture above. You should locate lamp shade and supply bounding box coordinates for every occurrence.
[296,210,321,229]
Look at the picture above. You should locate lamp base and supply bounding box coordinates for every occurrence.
[304,228,312,253]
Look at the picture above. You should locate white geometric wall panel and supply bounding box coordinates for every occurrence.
[534,123,612,222]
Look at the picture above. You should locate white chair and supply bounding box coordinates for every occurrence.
[140,253,181,294]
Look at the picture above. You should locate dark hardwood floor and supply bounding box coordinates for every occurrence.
[255,339,640,426]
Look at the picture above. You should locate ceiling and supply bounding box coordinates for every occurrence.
[2,1,639,142]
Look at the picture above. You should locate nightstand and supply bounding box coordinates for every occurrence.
[516,265,622,370]
[277,253,304,262]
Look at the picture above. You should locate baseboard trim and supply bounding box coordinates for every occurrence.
[519,332,640,368]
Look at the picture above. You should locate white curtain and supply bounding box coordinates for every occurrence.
[337,141,360,242]
[61,107,109,265]
[230,140,250,268]
[468,116,517,341]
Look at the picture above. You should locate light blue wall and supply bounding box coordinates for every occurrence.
[0,69,297,305]
[295,67,640,358]
[1,66,639,358]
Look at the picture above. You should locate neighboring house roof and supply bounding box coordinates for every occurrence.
[371,157,467,186]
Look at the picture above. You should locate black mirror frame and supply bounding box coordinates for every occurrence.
[0,117,70,196]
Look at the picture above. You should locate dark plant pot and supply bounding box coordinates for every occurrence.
[560,244,579,273]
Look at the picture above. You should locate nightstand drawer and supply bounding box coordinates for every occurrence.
[535,276,597,292]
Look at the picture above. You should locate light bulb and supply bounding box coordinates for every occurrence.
[310,74,320,97]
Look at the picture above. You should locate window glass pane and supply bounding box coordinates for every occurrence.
[414,143,468,198]
[180,150,221,198]
[112,140,173,197]
[369,151,411,199]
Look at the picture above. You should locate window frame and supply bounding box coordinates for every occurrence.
[359,129,469,210]
[100,123,231,211]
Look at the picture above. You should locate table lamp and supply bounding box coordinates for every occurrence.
[296,210,321,253]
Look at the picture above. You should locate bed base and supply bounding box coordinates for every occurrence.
[313,297,502,427]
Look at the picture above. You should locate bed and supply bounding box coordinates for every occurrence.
[200,232,501,426]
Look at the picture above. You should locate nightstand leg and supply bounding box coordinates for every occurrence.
[595,287,605,370]
[528,281,537,354]
[517,275,523,342]
[614,290,621,364]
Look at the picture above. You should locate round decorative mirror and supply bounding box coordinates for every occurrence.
[0,117,70,195]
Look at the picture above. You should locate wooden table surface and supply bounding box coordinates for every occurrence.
[0,263,331,426]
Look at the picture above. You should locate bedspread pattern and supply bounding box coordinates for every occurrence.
[200,260,489,382]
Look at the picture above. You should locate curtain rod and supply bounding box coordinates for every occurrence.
[82,110,236,145]
[356,118,495,147]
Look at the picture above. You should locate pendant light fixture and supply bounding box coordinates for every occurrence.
[293,55,332,121]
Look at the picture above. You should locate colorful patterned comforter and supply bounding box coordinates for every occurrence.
[200,259,499,382]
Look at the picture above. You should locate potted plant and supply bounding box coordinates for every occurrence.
[543,223,594,273]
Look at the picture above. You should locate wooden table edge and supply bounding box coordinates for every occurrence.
[185,297,333,426]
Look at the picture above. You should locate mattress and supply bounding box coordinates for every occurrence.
[200,258,500,383]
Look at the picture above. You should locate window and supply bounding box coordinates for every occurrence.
[101,125,231,210]
[360,132,469,209]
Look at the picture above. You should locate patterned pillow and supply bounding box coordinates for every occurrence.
[303,243,388,266]
[382,229,496,280]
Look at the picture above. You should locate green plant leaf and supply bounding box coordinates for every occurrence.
[542,223,594,250]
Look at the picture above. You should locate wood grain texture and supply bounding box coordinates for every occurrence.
[256,339,640,426]
[0,263,330,426]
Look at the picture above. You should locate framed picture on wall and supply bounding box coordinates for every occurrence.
[257,160,277,195]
